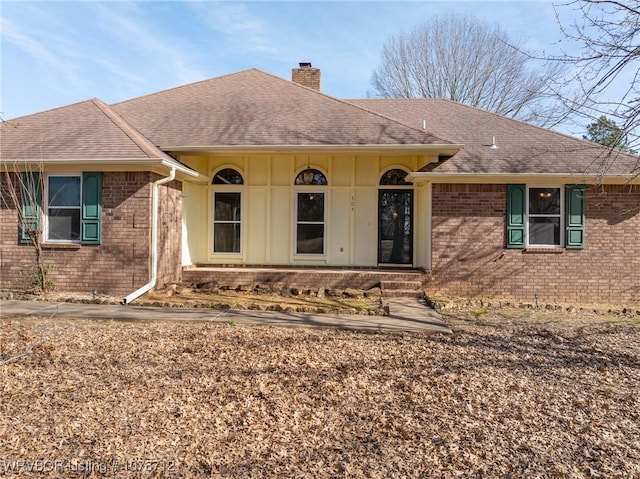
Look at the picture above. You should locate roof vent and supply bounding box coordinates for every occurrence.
[490,136,499,149]
[292,63,321,91]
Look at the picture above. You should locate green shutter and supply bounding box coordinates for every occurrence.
[565,184,585,249]
[506,184,526,248]
[81,172,102,244]
[20,172,42,244]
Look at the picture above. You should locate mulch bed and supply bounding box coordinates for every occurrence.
[1,310,639,478]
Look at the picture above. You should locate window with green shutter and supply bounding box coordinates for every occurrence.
[506,183,586,249]
[82,172,102,244]
[19,171,103,245]
[20,172,42,244]
[506,184,525,248]
[528,187,562,247]
[565,184,585,249]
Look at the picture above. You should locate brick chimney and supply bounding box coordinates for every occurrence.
[292,62,321,91]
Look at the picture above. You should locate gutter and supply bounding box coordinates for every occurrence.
[161,143,465,155]
[406,172,640,184]
[1,158,206,182]
[122,167,176,304]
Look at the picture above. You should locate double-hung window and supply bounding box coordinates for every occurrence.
[213,192,242,253]
[47,175,82,241]
[527,187,562,247]
[507,184,585,249]
[212,168,243,254]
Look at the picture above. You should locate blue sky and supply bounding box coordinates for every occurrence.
[1,1,581,122]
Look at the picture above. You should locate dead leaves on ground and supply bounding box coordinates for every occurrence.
[1,314,639,478]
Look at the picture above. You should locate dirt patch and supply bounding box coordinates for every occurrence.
[1,309,639,478]
[137,286,385,316]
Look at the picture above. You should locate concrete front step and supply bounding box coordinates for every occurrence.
[382,289,425,298]
[380,280,424,298]
[380,280,423,290]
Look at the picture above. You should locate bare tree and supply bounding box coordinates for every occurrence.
[369,13,567,126]
[551,0,640,152]
[0,161,49,293]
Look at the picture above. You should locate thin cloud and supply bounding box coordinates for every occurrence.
[90,2,207,85]
[0,12,90,99]
[1,18,58,67]
[188,2,279,55]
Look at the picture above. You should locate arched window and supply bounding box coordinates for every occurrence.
[212,168,243,253]
[212,168,244,185]
[295,169,327,185]
[294,169,327,255]
[380,168,411,186]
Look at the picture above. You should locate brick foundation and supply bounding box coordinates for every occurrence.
[183,267,423,290]
[427,183,640,303]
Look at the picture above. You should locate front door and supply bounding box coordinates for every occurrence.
[378,189,413,264]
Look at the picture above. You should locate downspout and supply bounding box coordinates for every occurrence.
[122,167,176,304]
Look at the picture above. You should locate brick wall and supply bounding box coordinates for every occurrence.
[183,267,422,290]
[291,66,321,91]
[156,178,183,288]
[427,183,640,303]
[0,171,183,297]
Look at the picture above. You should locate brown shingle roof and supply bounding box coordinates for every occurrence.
[0,99,175,162]
[112,69,451,147]
[3,69,637,179]
[349,99,640,177]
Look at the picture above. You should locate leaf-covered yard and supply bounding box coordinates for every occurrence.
[1,310,639,478]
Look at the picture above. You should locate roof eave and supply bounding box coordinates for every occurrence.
[407,172,640,184]
[162,143,465,155]
[0,157,206,182]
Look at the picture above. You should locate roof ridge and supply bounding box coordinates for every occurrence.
[368,98,636,157]
[113,68,454,146]
[248,70,455,145]
[111,68,263,107]
[90,98,170,159]
[435,98,640,161]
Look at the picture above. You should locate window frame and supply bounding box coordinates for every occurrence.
[294,168,327,257]
[212,190,243,254]
[377,168,414,265]
[526,185,564,248]
[210,168,244,256]
[44,173,82,243]
[294,190,326,256]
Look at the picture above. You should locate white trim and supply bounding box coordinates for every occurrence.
[407,172,639,183]
[210,167,245,257]
[525,185,564,248]
[293,189,327,257]
[44,173,82,244]
[211,190,243,255]
[2,158,205,181]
